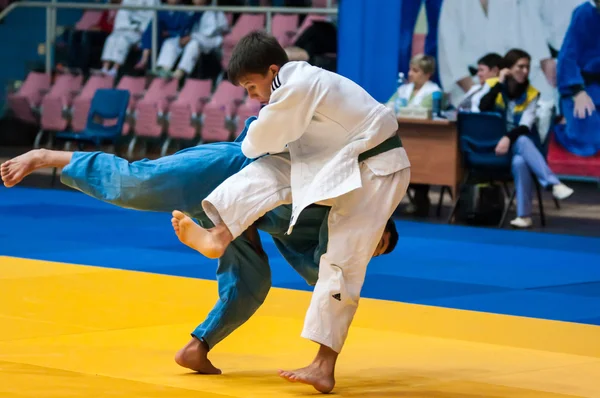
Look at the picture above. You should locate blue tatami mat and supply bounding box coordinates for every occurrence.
[2,186,600,326]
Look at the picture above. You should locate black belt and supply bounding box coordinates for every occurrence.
[583,72,600,84]
[358,135,403,162]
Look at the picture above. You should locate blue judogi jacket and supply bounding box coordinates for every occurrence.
[558,1,600,101]
[140,10,199,50]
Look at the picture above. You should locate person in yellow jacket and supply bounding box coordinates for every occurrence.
[477,49,573,228]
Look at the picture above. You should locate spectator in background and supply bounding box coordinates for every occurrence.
[438,0,555,109]
[555,0,600,157]
[457,52,502,112]
[134,0,197,79]
[100,0,160,77]
[187,0,229,80]
[386,54,441,218]
[386,54,441,110]
[477,49,573,229]
[60,0,119,77]
[284,17,337,72]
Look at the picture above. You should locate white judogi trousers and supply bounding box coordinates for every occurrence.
[101,30,142,65]
[203,152,410,353]
[157,37,201,74]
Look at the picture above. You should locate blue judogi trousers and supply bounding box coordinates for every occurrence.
[60,140,327,349]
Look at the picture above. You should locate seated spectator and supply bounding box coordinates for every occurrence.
[285,17,337,71]
[387,54,441,218]
[555,0,600,157]
[134,0,198,80]
[477,49,574,228]
[64,2,118,77]
[386,54,441,110]
[187,0,229,80]
[100,0,160,77]
[457,53,502,112]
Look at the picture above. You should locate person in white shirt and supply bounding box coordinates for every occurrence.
[438,0,555,105]
[457,52,502,112]
[170,31,411,394]
[386,54,441,110]
[100,0,160,77]
[134,0,229,80]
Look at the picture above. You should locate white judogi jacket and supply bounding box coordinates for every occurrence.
[113,0,159,32]
[241,61,411,232]
[190,11,229,54]
[398,80,441,107]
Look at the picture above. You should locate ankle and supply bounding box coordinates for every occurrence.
[212,223,233,244]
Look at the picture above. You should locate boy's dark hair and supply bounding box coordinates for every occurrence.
[227,30,289,85]
[503,48,531,69]
[477,53,503,70]
[382,218,399,255]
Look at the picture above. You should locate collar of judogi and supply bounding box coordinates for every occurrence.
[271,73,282,93]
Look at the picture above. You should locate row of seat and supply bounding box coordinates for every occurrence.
[8,71,261,153]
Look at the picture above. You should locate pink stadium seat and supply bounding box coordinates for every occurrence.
[311,0,337,6]
[115,75,147,135]
[7,72,51,125]
[201,80,245,142]
[116,76,147,111]
[235,98,261,138]
[222,14,266,70]
[132,77,179,139]
[39,74,83,132]
[167,79,212,141]
[272,14,299,48]
[75,11,103,31]
[70,75,115,132]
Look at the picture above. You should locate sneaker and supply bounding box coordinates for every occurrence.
[552,183,574,200]
[510,217,533,228]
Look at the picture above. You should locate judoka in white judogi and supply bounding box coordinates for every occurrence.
[202,61,411,353]
[101,0,160,67]
[157,10,229,75]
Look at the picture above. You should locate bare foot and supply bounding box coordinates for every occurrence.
[1,149,48,188]
[278,363,336,394]
[175,337,221,374]
[171,210,232,259]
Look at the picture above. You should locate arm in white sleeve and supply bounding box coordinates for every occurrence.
[519,96,539,129]
[437,1,469,90]
[241,80,318,159]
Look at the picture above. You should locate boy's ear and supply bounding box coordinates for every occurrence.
[269,64,280,76]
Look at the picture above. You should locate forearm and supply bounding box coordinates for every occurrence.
[479,84,503,111]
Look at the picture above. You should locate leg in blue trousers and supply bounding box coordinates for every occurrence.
[0,145,324,373]
[510,136,562,226]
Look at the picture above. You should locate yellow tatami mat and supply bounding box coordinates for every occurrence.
[1,256,599,397]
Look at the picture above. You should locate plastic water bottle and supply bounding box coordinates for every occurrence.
[394,72,408,115]
[432,90,443,117]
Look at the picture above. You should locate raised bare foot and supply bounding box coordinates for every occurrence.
[278,363,335,394]
[1,149,48,188]
[171,210,231,259]
[175,337,221,374]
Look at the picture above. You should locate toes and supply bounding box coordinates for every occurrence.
[172,210,186,220]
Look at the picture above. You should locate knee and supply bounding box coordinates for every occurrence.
[511,154,526,171]
[513,135,534,153]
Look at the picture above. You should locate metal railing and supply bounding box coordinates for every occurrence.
[0,1,338,77]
